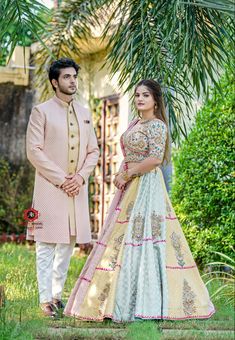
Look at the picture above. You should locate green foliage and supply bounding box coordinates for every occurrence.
[0,243,87,339]
[172,68,235,266]
[204,251,235,304]
[0,0,51,65]
[0,159,35,235]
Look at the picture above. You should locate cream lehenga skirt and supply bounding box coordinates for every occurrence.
[64,168,215,322]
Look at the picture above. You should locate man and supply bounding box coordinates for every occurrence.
[26,58,99,317]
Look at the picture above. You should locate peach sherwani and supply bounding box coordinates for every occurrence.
[26,95,99,244]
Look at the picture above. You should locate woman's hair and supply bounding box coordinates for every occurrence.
[135,79,170,163]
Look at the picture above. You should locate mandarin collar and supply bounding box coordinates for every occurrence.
[53,95,74,108]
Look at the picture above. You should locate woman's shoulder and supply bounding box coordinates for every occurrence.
[146,118,167,133]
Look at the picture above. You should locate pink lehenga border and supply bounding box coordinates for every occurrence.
[65,309,216,323]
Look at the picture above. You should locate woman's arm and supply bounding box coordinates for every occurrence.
[127,157,161,178]
[114,157,161,190]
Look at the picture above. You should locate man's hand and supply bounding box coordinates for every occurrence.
[61,174,84,197]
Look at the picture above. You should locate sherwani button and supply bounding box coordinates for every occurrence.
[70,160,74,163]
[71,146,75,150]
[71,135,74,138]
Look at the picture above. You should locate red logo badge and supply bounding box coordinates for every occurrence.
[23,208,39,222]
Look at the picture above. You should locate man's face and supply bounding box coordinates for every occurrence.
[52,67,78,95]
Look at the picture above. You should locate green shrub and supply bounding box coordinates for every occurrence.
[0,159,35,235]
[172,67,235,266]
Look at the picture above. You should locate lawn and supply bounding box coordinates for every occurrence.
[0,243,234,339]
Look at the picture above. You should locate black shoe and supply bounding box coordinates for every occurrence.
[53,300,65,310]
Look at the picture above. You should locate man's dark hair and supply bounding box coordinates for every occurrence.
[48,58,80,91]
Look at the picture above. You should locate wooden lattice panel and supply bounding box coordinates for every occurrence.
[89,95,120,239]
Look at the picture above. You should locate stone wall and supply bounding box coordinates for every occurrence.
[0,82,34,165]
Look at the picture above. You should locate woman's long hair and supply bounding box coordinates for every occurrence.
[135,79,170,163]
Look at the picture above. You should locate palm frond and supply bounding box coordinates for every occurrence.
[0,0,50,63]
[34,0,98,100]
[98,0,234,139]
[181,0,235,15]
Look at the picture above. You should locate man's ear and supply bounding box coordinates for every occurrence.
[51,79,58,89]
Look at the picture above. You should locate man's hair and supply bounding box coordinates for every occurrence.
[48,58,80,91]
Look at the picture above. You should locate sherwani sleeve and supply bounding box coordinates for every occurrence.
[26,107,67,186]
[77,114,100,184]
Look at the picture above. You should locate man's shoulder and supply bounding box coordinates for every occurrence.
[33,98,54,112]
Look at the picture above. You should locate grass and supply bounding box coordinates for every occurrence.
[0,243,234,339]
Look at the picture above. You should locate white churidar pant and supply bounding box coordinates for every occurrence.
[36,237,76,303]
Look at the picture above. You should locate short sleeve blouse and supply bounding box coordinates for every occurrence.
[121,118,167,163]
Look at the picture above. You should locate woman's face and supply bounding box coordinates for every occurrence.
[134,85,155,112]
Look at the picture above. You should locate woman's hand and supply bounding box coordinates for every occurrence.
[113,172,128,191]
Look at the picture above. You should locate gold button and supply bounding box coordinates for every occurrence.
[71,146,75,150]
[71,135,74,138]
[70,160,74,163]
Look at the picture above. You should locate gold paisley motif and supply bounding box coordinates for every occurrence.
[183,279,197,316]
[170,232,185,267]
[151,211,163,239]
[98,283,111,315]
[166,200,171,215]
[126,201,134,220]
[132,213,144,242]
[109,234,124,269]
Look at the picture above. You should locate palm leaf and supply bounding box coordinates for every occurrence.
[181,0,235,14]
[0,0,50,63]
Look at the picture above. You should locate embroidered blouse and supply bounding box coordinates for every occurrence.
[121,118,167,163]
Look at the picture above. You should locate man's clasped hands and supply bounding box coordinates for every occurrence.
[60,173,84,197]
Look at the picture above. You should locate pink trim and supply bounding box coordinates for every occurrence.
[79,276,91,283]
[134,310,216,320]
[115,207,121,211]
[166,265,197,270]
[153,239,166,244]
[65,309,215,322]
[166,216,177,220]
[96,241,107,247]
[125,239,166,247]
[117,220,129,224]
[66,313,114,322]
[95,264,121,272]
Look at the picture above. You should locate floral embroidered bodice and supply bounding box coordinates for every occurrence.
[121,118,167,163]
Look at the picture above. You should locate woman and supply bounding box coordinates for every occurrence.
[64,79,215,322]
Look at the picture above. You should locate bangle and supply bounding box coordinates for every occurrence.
[121,169,130,182]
